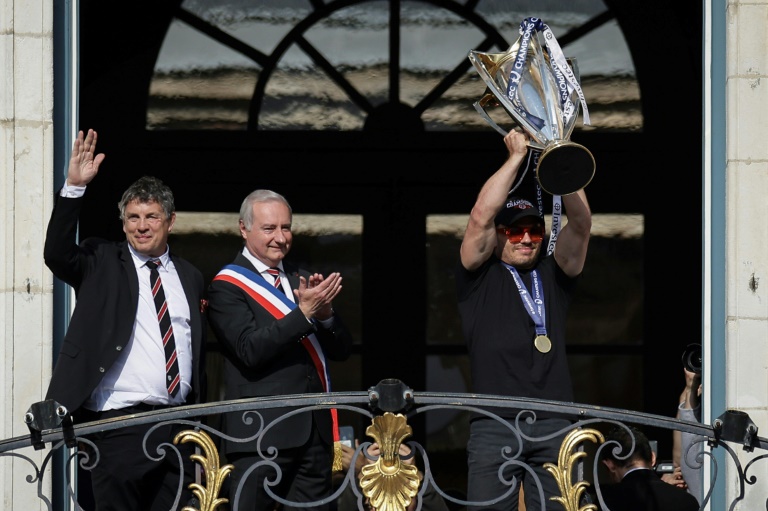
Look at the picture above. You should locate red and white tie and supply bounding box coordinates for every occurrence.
[146,259,180,397]
[267,267,284,294]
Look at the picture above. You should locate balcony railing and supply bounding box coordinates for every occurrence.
[7,379,767,511]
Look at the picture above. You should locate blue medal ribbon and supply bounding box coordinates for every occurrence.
[502,263,548,338]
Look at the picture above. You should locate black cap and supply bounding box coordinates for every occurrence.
[494,196,544,226]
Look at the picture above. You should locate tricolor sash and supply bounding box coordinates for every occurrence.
[213,264,343,468]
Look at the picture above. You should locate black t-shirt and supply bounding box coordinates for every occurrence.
[455,254,577,407]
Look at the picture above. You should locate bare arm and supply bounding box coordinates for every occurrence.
[552,188,592,277]
[460,131,529,271]
[672,384,686,467]
[682,368,702,410]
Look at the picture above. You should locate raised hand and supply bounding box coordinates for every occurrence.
[503,129,529,159]
[67,129,106,187]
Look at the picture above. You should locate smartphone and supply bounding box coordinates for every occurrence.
[339,425,355,448]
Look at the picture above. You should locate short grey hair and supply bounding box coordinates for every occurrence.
[118,176,175,220]
[239,189,292,230]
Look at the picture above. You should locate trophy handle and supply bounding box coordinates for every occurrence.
[474,92,546,149]
[473,98,508,137]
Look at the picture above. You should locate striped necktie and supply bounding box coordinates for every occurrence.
[146,259,180,397]
[267,267,284,294]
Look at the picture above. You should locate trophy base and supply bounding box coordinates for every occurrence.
[537,141,595,196]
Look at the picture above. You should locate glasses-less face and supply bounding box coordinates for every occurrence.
[122,199,175,257]
[496,224,545,243]
[240,200,293,267]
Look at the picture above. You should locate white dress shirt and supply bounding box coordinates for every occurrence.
[85,248,193,410]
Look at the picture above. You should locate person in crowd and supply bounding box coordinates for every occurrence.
[454,129,592,510]
[44,129,208,511]
[599,426,700,511]
[206,189,354,511]
[673,364,704,503]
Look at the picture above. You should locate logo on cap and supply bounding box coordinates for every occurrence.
[505,198,535,211]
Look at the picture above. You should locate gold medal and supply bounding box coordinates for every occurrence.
[534,335,552,353]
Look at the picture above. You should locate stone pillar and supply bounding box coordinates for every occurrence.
[0,0,54,509]
[726,0,768,507]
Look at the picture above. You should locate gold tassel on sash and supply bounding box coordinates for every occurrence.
[332,440,344,472]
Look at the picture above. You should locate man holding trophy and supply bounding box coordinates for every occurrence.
[455,130,591,510]
[455,17,594,511]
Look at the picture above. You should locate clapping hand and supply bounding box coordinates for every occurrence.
[295,272,342,320]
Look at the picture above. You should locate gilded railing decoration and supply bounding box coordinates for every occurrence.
[174,429,234,511]
[545,427,605,511]
[11,380,768,510]
[359,413,420,511]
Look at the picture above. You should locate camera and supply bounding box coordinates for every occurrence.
[655,461,675,475]
[682,343,702,374]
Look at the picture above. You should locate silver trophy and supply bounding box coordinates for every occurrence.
[469,18,595,196]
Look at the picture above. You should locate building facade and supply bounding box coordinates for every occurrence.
[1,0,766,509]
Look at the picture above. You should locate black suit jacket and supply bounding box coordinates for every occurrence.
[43,194,207,414]
[600,469,700,511]
[206,252,353,454]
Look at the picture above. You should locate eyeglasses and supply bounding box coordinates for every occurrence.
[497,225,545,243]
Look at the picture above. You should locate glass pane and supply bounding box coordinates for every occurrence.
[571,354,644,410]
[260,65,368,130]
[569,214,644,346]
[148,0,640,132]
[569,20,641,132]
[150,19,261,130]
[426,215,466,346]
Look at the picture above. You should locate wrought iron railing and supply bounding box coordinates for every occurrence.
[7,379,768,511]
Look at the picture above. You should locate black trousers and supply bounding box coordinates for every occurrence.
[467,417,572,511]
[77,406,196,511]
[227,426,332,511]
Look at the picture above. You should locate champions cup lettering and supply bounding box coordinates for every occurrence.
[513,22,535,71]
[554,67,569,103]
[508,22,534,104]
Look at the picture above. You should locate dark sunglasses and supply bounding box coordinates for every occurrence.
[496,225,545,243]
